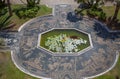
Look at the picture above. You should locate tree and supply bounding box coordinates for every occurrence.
[112,0,120,21]
[76,0,104,9]
[107,0,120,27]
[7,0,12,16]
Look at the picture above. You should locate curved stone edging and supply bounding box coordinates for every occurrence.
[11,50,119,79]
[85,51,119,79]
[18,14,53,32]
[11,51,52,79]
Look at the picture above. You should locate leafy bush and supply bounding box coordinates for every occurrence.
[27,0,40,8]
[0,8,7,16]
[87,9,96,17]
[16,6,39,18]
[98,12,106,21]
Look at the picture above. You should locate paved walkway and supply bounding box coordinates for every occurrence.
[4,4,119,79]
[10,0,116,8]
[40,0,78,8]
[10,0,78,8]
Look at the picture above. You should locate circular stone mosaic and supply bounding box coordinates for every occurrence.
[10,4,120,79]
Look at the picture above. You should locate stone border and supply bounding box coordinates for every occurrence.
[18,14,53,32]
[11,50,119,79]
[37,28,93,56]
[11,51,52,79]
[18,4,72,32]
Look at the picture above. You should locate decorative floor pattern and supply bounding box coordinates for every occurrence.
[1,4,120,79]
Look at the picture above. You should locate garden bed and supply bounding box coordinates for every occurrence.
[39,29,90,53]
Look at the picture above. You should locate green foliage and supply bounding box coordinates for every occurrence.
[0,0,7,16]
[27,0,40,8]
[75,0,104,19]
[0,14,11,30]
[94,75,114,79]
[76,0,104,9]
[16,6,39,19]
[0,8,7,16]
[15,0,41,19]
[75,8,85,16]
[0,0,6,9]
[87,8,106,21]
[98,11,106,21]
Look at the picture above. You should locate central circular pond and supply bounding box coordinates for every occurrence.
[38,28,92,54]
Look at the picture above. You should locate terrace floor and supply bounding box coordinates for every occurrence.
[1,4,120,79]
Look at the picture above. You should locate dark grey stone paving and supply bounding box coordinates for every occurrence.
[3,4,120,79]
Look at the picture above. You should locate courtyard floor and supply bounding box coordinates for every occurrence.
[1,4,120,79]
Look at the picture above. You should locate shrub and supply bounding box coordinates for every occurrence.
[87,9,96,17]
[0,8,7,16]
[16,6,39,19]
[27,0,40,8]
[98,12,106,21]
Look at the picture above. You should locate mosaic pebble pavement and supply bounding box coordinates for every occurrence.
[1,4,120,79]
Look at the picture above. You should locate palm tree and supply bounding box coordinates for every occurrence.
[0,14,11,30]
[107,0,120,30]
[7,0,12,16]
[112,0,120,21]
[76,0,104,8]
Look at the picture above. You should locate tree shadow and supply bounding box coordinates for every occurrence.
[93,21,120,40]
[67,12,83,22]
